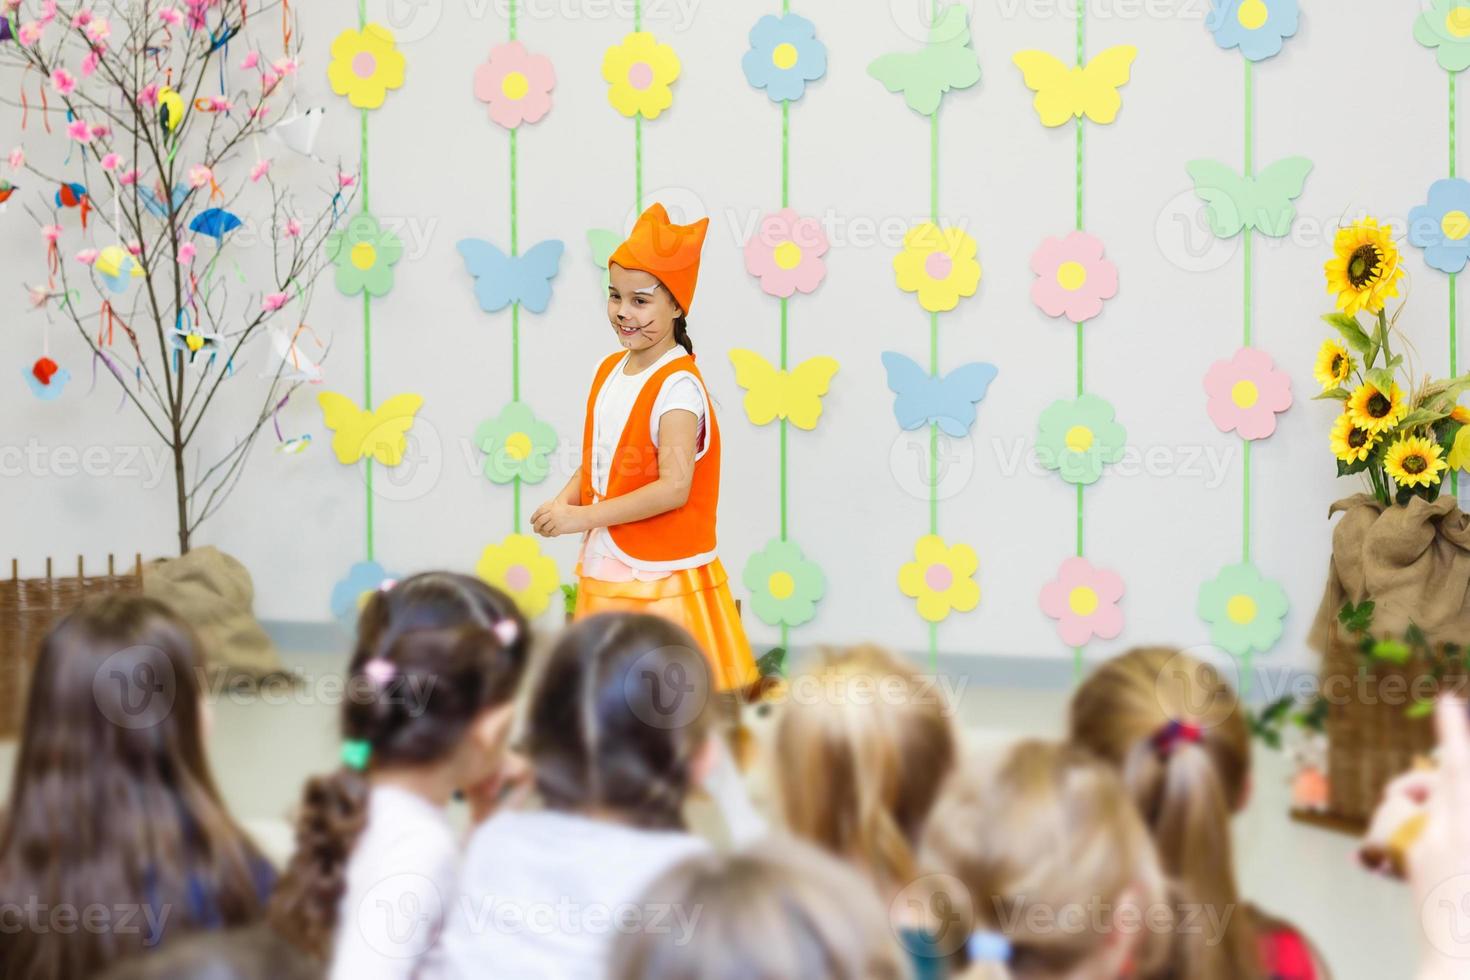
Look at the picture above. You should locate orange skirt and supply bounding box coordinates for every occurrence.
[574,559,759,692]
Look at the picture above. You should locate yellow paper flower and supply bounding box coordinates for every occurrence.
[1313,339,1355,391]
[1329,412,1377,464]
[1347,381,1408,435]
[602,32,680,119]
[475,533,560,616]
[893,223,981,313]
[1384,435,1448,488]
[898,534,980,622]
[328,24,406,110]
[1448,424,1470,471]
[1325,218,1404,317]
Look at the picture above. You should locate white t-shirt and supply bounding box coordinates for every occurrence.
[431,810,710,980]
[583,347,711,580]
[331,786,460,980]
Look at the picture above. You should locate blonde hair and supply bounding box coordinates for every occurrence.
[775,645,958,891]
[609,838,908,980]
[921,740,1169,980]
[1069,646,1259,980]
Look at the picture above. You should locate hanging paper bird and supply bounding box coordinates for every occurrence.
[24,357,71,401]
[94,244,144,293]
[168,323,224,368]
[270,107,325,159]
[158,86,186,132]
[0,179,15,212]
[189,207,242,241]
[142,183,188,219]
[278,433,312,455]
[55,182,90,228]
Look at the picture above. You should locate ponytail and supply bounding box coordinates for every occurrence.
[673,316,693,355]
[267,769,371,959]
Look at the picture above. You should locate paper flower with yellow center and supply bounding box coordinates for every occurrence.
[1197,562,1288,657]
[898,535,980,623]
[474,401,558,485]
[476,533,560,617]
[1384,435,1448,489]
[741,13,827,102]
[743,539,826,627]
[1039,557,1124,647]
[1325,218,1404,317]
[1347,381,1407,435]
[893,223,981,313]
[327,24,406,110]
[329,560,398,626]
[1036,394,1127,485]
[1409,178,1470,274]
[1313,338,1355,391]
[1415,0,1470,73]
[602,32,680,119]
[474,41,556,129]
[1029,231,1119,322]
[1207,0,1299,62]
[326,213,404,297]
[1203,347,1293,441]
[1330,412,1377,465]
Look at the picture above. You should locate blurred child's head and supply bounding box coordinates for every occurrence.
[1,595,267,979]
[96,925,318,980]
[270,620,527,958]
[1069,646,1257,980]
[608,263,690,355]
[352,571,528,673]
[609,838,907,980]
[775,645,958,892]
[523,612,714,830]
[921,740,1168,980]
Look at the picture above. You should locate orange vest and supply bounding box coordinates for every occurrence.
[580,351,720,565]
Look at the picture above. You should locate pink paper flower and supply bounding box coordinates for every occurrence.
[100,152,121,170]
[75,248,98,265]
[338,172,357,189]
[80,49,100,76]
[50,68,76,95]
[71,9,91,26]
[177,241,196,264]
[17,21,43,46]
[1029,231,1119,322]
[118,169,140,185]
[249,158,272,182]
[67,119,91,141]
[187,164,213,188]
[8,147,23,170]
[272,57,298,77]
[83,17,109,43]
[283,218,302,238]
[262,292,289,312]
[474,41,556,129]
[88,124,109,139]
[38,0,56,26]
[125,240,141,256]
[1203,346,1293,441]
[239,50,260,69]
[159,7,184,26]
[1039,557,1125,647]
[40,224,62,243]
[742,208,829,298]
[137,84,160,106]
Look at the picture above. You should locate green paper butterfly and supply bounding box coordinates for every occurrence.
[867,4,981,116]
[1185,157,1314,239]
[587,228,620,291]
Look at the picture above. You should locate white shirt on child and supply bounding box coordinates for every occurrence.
[431,809,710,980]
[582,346,711,581]
[331,785,459,980]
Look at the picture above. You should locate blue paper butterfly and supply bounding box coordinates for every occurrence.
[880,351,999,437]
[456,239,565,315]
[142,183,188,219]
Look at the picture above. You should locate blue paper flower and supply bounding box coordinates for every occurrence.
[330,560,399,626]
[1409,178,1470,274]
[741,13,826,102]
[1206,0,1299,62]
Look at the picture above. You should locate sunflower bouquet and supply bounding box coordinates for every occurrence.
[1318,218,1470,506]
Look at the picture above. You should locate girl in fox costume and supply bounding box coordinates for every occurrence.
[532,204,759,691]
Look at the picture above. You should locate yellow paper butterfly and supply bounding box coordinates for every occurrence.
[727,350,840,431]
[1011,45,1138,128]
[317,391,424,466]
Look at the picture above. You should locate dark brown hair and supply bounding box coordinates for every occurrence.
[96,924,319,980]
[673,316,693,355]
[0,595,270,980]
[268,576,528,961]
[523,612,712,830]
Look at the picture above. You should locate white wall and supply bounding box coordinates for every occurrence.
[2,0,1457,669]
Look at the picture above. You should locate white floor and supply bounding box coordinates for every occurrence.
[0,649,1418,980]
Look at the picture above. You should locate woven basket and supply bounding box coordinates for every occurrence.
[0,555,143,737]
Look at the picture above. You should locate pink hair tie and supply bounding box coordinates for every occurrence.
[363,658,396,687]
[1151,719,1203,758]
[378,578,398,593]
[492,618,520,647]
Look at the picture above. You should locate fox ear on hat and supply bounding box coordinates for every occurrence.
[609,202,709,315]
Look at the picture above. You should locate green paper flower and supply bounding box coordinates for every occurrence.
[474,401,558,485]
[327,213,404,297]
[1415,0,1470,73]
[743,538,825,627]
[1197,562,1288,657]
[1035,394,1127,485]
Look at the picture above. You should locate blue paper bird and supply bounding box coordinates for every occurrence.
[190,207,242,241]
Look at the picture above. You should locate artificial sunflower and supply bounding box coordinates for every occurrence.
[1384,434,1448,488]
[1325,218,1404,316]
[1329,412,1376,464]
[1312,338,1355,390]
[1347,381,1407,434]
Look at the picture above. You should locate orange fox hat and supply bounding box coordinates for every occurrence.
[608,203,709,316]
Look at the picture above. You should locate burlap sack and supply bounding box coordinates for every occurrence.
[142,546,284,675]
[1309,494,1470,650]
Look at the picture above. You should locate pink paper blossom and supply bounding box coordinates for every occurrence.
[137,84,160,106]
[70,9,91,26]
[126,240,142,256]
[80,50,100,76]
[283,218,302,238]
[118,169,140,185]
[83,17,109,43]
[100,152,121,171]
[29,285,53,307]
[177,242,196,264]
[38,1,57,26]
[474,41,556,129]
[239,50,260,70]
[338,172,357,188]
[1039,557,1125,647]
[207,97,233,112]
[187,164,213,188]
[271,57,298,76]
[88,124,109,139]
[67,119,92,141]
[1203,346,1293,441]
[40,224,62,243]
[1029,231,1119,322]
[158,7,184,26]
[249,158,272,182]
[75,248,98,265]
[262,292,289,312]
[742,208,829,298]
[50,68,76,95]
[260,71,279,94]
[18,22,43,45]
[7,148,23,170]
